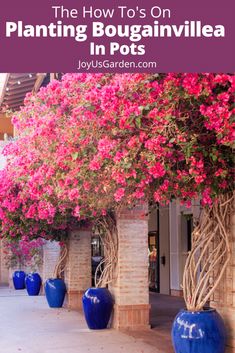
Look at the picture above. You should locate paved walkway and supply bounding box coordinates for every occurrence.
[127,293,184,353]
[0,287,183,353]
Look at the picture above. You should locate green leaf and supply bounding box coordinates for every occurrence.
[72,152,79,160]
[210,153,217,162]
[136,116,142,129]
[125,163,132,169]
[84,103,95,112]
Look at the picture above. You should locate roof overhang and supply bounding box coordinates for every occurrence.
[0,73,46,112]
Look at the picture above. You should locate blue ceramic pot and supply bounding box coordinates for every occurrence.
[172,308,226,353]
[44,278,66,308]
[82,287,113,330]
[13,270,26,290]
[25,273,42,296]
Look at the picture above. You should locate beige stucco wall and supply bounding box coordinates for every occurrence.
[0,240,9,285]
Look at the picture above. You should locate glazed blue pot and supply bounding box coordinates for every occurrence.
[82,287,113,330]
[13,270,26,290]
[172,308,226,353]
[44,278,66,308]
[25,273,42,296]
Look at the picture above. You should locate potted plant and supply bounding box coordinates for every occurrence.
[5,238,44,291]
[12,270,26,290]
[0,72,233,338]
[25,272,42,296]
[25,247,43,296]
[82,216,116,330]
[171,194,233,353]
[44,241,67,308]
[4,241,27,290]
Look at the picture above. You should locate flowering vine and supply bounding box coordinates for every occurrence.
[0,73,233,248]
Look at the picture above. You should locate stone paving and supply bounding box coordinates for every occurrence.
[129,293,185,353]
[0,287,183,353]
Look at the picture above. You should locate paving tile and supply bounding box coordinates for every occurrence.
[0,287,178,353]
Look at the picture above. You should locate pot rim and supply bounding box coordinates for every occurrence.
[86,286,109,289]
[27,272,40,275]
[14,270,25,273]
[180,307,216,314]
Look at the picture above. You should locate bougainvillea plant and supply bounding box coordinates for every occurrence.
[3,237,44,270]
[0,73,234,287]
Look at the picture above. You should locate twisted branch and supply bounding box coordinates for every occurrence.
[53,242,68,279]
[94,215,118,288]
[183,193,234,311]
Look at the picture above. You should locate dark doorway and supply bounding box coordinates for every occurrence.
[148,230,160,292]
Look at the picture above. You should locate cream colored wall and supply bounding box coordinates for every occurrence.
[169,199,200,294]
[169,201,181,293]
[0,240,9,285]
[0,147,9,285]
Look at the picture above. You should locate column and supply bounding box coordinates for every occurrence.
[65,228,92,310]
[110,203,150,330]
[42,240,61,284]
